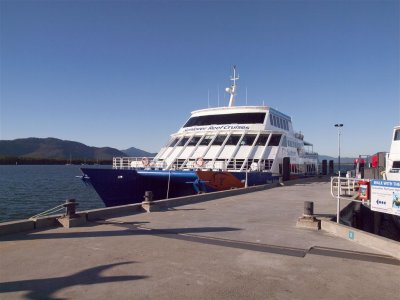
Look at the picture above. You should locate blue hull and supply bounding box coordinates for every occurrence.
[81,167,279,207]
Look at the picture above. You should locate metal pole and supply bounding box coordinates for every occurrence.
[338,128,341,174]
[334,124,343,175]
[336,191,340,224]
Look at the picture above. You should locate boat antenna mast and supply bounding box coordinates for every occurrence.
[226,65,239,107]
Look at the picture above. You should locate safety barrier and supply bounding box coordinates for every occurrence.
[330,176,371,224]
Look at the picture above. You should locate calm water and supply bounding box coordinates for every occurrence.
[0,165,105,222]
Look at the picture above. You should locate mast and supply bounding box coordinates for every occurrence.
[226,65,239,107]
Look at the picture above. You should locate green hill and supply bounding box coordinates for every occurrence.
[122,147,157,157]
[0,138,149,163]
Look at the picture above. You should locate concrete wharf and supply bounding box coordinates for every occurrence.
[0,177,399,299]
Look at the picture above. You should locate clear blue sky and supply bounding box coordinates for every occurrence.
[1,0,399,157]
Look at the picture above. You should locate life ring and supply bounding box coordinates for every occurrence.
[142,157,149,166]
[195,157,204,167]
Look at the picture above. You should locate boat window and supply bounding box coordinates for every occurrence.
[255,134,269,146]
[393,161,400,168]
[199,135,213,146]
[212,135,227,146]
[183,113,266,127]
[177,137,189,146]
[269,113,289,131]
[395,130,400,141]
[241,134,257,146]
[268,134,282,146]
[169,138,180,147]
[187,136,201,146]
[225,135,241,146]
[281,136,287,147]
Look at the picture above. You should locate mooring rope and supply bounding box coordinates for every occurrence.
[29,203,66,220]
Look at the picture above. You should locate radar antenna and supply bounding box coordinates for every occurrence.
[225,65,239,107]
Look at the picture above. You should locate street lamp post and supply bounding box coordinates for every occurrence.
[334,124,343,175]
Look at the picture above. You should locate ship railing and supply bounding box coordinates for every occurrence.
[174,159,227,170]
[113,157,159,169]
[174,158,270,172]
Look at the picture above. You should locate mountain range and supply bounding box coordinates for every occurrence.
[0,138,156,161]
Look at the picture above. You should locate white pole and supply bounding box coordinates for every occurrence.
[336,177,340,224]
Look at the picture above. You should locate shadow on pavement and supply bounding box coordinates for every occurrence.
[0,262,147,300]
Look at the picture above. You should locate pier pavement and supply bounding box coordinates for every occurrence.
[0,177,399,299]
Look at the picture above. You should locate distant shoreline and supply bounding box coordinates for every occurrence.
[0,157,112,165]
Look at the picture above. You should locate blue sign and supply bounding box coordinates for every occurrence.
[370,179,400,216]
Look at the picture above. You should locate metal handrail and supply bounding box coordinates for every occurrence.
[330,176,371,224]
[113,157,157,169]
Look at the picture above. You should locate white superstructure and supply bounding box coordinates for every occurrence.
[115,66,318,176]
[385,125,400,181]
[156,67,317,175]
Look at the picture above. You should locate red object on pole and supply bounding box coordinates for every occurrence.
[371,155,378,168]
[358,181,370,200]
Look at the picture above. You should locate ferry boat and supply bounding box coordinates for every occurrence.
[81,67,319,207]
[384,125,400,181]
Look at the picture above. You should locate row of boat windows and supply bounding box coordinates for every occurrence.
[279,136,304,149]
[287,139,302,149]
[183,113,266,127]
[269,114,289,131]
[169,134,282,148]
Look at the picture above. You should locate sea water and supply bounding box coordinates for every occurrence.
[0,165,105,222]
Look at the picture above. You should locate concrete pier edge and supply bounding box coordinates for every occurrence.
[1,177,398,261]
[320,219,400,260]
[0,181,280,236]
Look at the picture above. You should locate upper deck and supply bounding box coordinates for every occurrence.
[178,105,293,135]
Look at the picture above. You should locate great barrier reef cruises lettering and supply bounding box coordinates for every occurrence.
[184,125,251,132]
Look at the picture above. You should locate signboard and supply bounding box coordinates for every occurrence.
[370,180,400,216]
[179,124,264,134]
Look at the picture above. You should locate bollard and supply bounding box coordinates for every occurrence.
[142,191,156,213]
[63,199,79,218]
[296,201,320,230]
[304,201,314,217]
[144,191,153,202]
[58,198,86,228]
